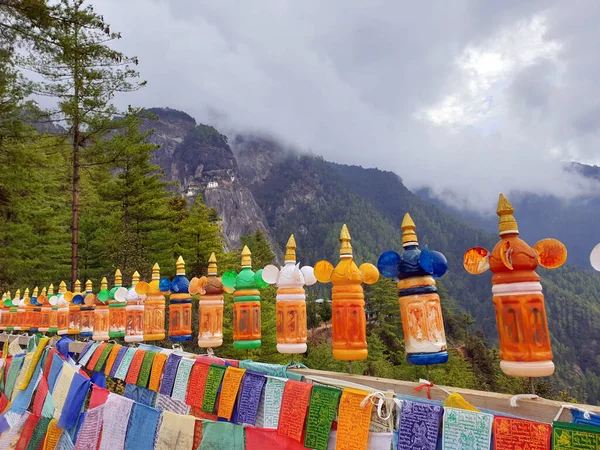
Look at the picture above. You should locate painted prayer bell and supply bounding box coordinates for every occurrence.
[189,253,229,349]
[378,213,449,366]
[314,224,379,361]
[68,280,83,335]
[79,280,95,339]
[223,246,269,350]
[463,193,567,377]
[124,270,145,343]
[135,263,166,341]
[108,269,128,339]
[164,256,192,342]
[93,277,110,341]
[262,235,316,354]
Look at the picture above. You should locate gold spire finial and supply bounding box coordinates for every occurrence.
[41,287,46,296]
[340,224,352,256]
[15,289,20,298]
[58,281,67,293]
[115,269,122,286]
[208,252,218,275]
[48,284,54,295]
[497,193,519,236]
[74,280,81,294]
[285,234,297,262]
[24,288,29,298]
[6,291,10,299]
[152,263,160,280]
[176,256,185,275]
[100,277,108,290]
[401,213,419,247]
[33,287,38,297]
[241,246,252,267]
[132,271,140,286]
[85,280,92,292]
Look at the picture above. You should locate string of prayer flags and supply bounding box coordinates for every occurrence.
[186,362,210,408]
[277,379,312,442]
[155,392,190,415]
[47,353,63,392]
[136,351,156,388]
[493,416,551,450]
[75,405,104,450]
[217,366,246,421]
[397,400,442,450]
[246,427,307,450]
[92,343,113,373]
[263,376,286,429]
[326,431,394,450]
[88,385,110,409]
[124,403,161,450]
[552,421,600,449]
[11,353,32,399]
[201,364,226,414]
[25,416,51,450]
[8,336,24,356]
[18,337,49,391]
[335,388,373,450]
[158,354,182,396]
[51,363,76,419]
[171,357,195,402]
[304,385,342,450]
[103,344,122,376]
[235,370,266,426]
[56,371,90,430]
[124,350,146,385]
[124,383,156,407]
[193,419,203,450]
[15,412,39,450]
[199,420,245,450]
[442,407,493,450]
[11,366,41,414]
[98,394,134,450]
[148,352,168,392]
[44,418,62,450]
[108,346,128,378]
[443,392,480,412]
[114,347,136,381]
[155,410,196,450]
[85,343,108,371]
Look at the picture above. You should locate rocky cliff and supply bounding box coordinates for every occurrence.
[142,108,278,255]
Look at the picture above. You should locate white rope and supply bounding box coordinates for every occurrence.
[509,394,538,407]
[553,404,593,422]
[360,391,402,421]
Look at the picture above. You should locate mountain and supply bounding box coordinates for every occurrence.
[143,107,600,403]
[141,108,279,256]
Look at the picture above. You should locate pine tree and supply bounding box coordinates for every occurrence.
[17,0,146,285]
[85,114,174,281]
[239,230,275,270]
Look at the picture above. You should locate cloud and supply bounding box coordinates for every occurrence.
[89,0,600,211]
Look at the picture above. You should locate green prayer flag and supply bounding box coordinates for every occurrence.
[304,385,342,450]
[201,364,226,413]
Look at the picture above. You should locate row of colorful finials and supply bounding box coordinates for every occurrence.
[0,194,571,379]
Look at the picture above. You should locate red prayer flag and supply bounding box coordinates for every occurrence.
[493,416,551,450]
[247,427,307,450]
[277,380,312,442]
[32,376,49,416]
[89,385,110,409]
[186,362,210,407]
[86,343,107,371]
[14,413,40,450]
[125,350,146,385]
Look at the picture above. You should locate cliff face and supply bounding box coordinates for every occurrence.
[142,108,277,255]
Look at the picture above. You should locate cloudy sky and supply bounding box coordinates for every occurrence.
[94,0,600,210]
